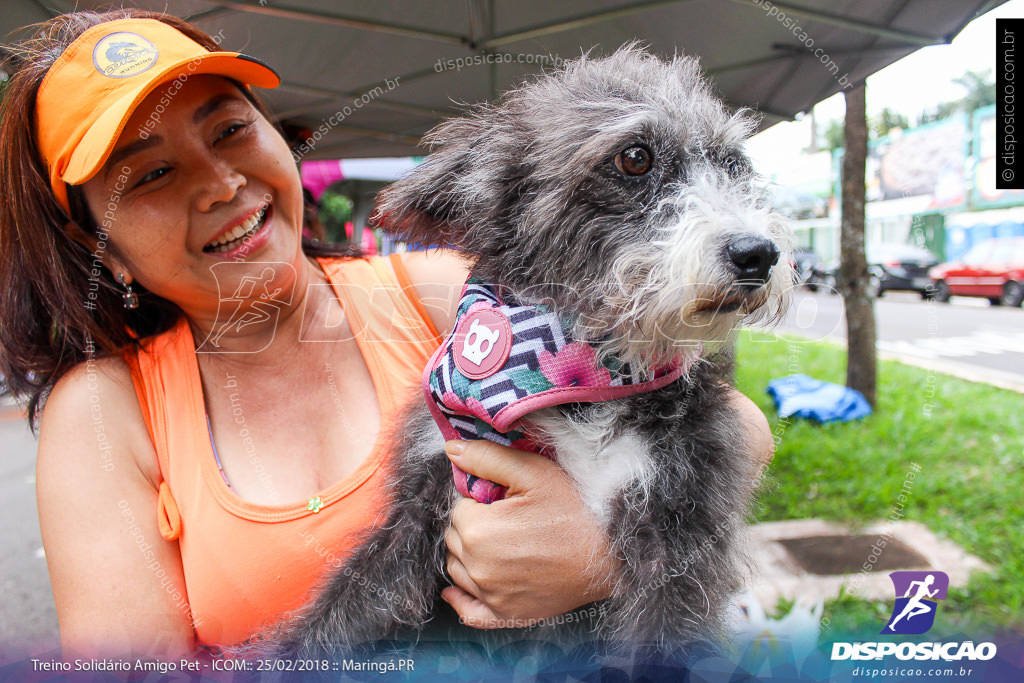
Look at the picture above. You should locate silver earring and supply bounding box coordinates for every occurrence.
[118,273,139,310]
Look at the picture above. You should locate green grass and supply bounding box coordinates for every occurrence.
[734,331,1024,636]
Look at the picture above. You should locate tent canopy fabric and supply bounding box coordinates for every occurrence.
[2,0,1006,161]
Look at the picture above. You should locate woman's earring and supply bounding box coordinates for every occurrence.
[118,273,139,310]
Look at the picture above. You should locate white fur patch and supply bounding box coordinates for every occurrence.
[528,407,650,524]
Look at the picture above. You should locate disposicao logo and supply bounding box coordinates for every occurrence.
[883,570,948,635]
[830,569,997,663]
[93,32,158,78]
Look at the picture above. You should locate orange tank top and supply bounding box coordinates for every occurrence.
[125,256,441,647]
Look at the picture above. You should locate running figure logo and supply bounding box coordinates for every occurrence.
[883,570,949,635]
[198,263,293,353]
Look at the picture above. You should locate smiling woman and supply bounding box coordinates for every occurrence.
[0,8,667,661]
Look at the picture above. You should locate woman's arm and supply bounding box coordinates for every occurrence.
[391,248,472,335]
[730,386,776,471]
[36,359,195,658]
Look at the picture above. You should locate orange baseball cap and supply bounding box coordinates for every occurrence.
[35,17,280,214]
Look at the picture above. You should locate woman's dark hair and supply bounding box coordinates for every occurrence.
[0,9,359,428]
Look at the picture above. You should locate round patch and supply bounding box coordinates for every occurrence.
[93,32,159,78]
[452,309,512,380]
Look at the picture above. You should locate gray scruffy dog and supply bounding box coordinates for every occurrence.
[270,45,792,656]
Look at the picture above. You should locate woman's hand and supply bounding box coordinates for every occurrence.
[441,439,619,629]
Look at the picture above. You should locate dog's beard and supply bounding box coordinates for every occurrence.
[586,180,792,375]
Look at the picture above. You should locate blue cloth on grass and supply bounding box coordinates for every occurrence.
[766,374,872,423]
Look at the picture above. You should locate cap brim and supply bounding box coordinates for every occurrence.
[62,52,280,186]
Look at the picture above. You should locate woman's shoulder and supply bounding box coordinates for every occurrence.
[393,248,471,278]
[319,249,470,334]
[46,353,134,404]
[39,354,161,489]
[391,249,471,335]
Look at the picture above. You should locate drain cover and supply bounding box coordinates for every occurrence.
[778,534,931,575]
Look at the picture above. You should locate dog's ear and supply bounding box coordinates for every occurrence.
[371,107,518,249]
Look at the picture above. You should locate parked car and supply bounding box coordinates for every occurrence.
[823,243,939,298]
[867,243,940,298]
[929,236,1024,307]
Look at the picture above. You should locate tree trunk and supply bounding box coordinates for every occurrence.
[839,84,877,408]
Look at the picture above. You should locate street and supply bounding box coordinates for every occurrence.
[777,290,1024,390]
[0,403,58,658]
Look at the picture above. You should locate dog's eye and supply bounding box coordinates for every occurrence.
[614,146,653,176]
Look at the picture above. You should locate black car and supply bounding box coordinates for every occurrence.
[770,187,829,220]
[822,243,940,297]
[866,243,940,297]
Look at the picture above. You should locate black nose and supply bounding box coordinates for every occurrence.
[725,236,780,286]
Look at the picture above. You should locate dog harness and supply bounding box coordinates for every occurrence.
[423,277,694,503]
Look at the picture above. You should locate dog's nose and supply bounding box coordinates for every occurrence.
[725,236,780,286]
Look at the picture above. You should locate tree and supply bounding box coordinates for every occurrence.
[821,117,845,151]
[318,189,354,243]
[954,69,996,112]
[821,107,908,151]
[917,69,994,125]
[839,84,877,408]
[870,107,909,139]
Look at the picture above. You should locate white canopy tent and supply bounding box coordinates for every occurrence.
[2,0,1007,160]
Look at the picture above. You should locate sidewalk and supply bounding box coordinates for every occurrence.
[774,331,1024,395]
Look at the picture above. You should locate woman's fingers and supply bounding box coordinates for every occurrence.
[441,583,544,630]
[446,499,501,603]
[445,552,483,602]
[440,586,505,629]
[445,439,561,497]
[444,518,465,559]
[445,510,493,611]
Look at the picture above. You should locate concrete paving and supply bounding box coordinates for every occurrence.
[743,519,990,608]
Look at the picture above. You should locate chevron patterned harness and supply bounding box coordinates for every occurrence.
[423,277,694,503]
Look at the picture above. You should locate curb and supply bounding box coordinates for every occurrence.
[774,330,1024,395]
[875,349,1024,394]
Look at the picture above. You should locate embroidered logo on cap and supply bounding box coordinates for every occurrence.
[93,32,159,78]
[453,309,511,379]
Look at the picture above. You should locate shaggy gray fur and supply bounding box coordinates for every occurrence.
[266,45,792,658]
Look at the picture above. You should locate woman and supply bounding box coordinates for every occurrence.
[0,9,773,659]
